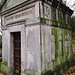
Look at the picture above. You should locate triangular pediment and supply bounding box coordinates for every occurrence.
[1,0,27,12]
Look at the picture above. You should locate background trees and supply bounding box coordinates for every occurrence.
[63,0,75,16]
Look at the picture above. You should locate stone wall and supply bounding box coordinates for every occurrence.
[40,25,73,74]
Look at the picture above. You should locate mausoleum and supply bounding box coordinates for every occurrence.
[0,0,74,75]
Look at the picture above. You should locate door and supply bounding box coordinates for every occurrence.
[13,32,21,75]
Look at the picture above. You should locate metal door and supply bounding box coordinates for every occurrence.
[13,32,21,75]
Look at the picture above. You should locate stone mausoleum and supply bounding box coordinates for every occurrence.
[0,0,74,75]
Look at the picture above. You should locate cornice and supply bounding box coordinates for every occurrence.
[44,0,74,16]
[0,0,36,15]
[0,0,74,16]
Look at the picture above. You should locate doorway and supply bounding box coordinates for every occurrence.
[13,32,21,75]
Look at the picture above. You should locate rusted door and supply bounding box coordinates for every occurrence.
[13,32,21,75]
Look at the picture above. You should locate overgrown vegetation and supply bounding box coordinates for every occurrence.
[42,57,74,75]
[71,17,75,29]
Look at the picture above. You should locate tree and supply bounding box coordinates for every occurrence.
[63,0,75,16]
[71,17,75,28]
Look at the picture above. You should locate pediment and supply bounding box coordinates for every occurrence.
[1,0,27,12]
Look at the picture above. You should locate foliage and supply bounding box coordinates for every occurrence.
[2,60,8,66]
[71,17,75,29]
[43,58,74,75]
[0,59,9,74]
[1,64,10,74]
[0,35,2,49]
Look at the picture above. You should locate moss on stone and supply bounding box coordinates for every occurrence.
[43,29,46,70]
[40,18,46,24]
[52,28,59,59]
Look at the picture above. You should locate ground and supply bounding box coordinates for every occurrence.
[63,66,75,75]
[0,73,4,75]
[63,50,75,75]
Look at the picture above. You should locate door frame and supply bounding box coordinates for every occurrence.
[10,31,21,74]
[9,25,26,74]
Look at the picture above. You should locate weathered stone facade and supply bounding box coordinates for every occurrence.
[0,0,73,75]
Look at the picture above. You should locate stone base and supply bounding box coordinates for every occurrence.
[21,69,41,75]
